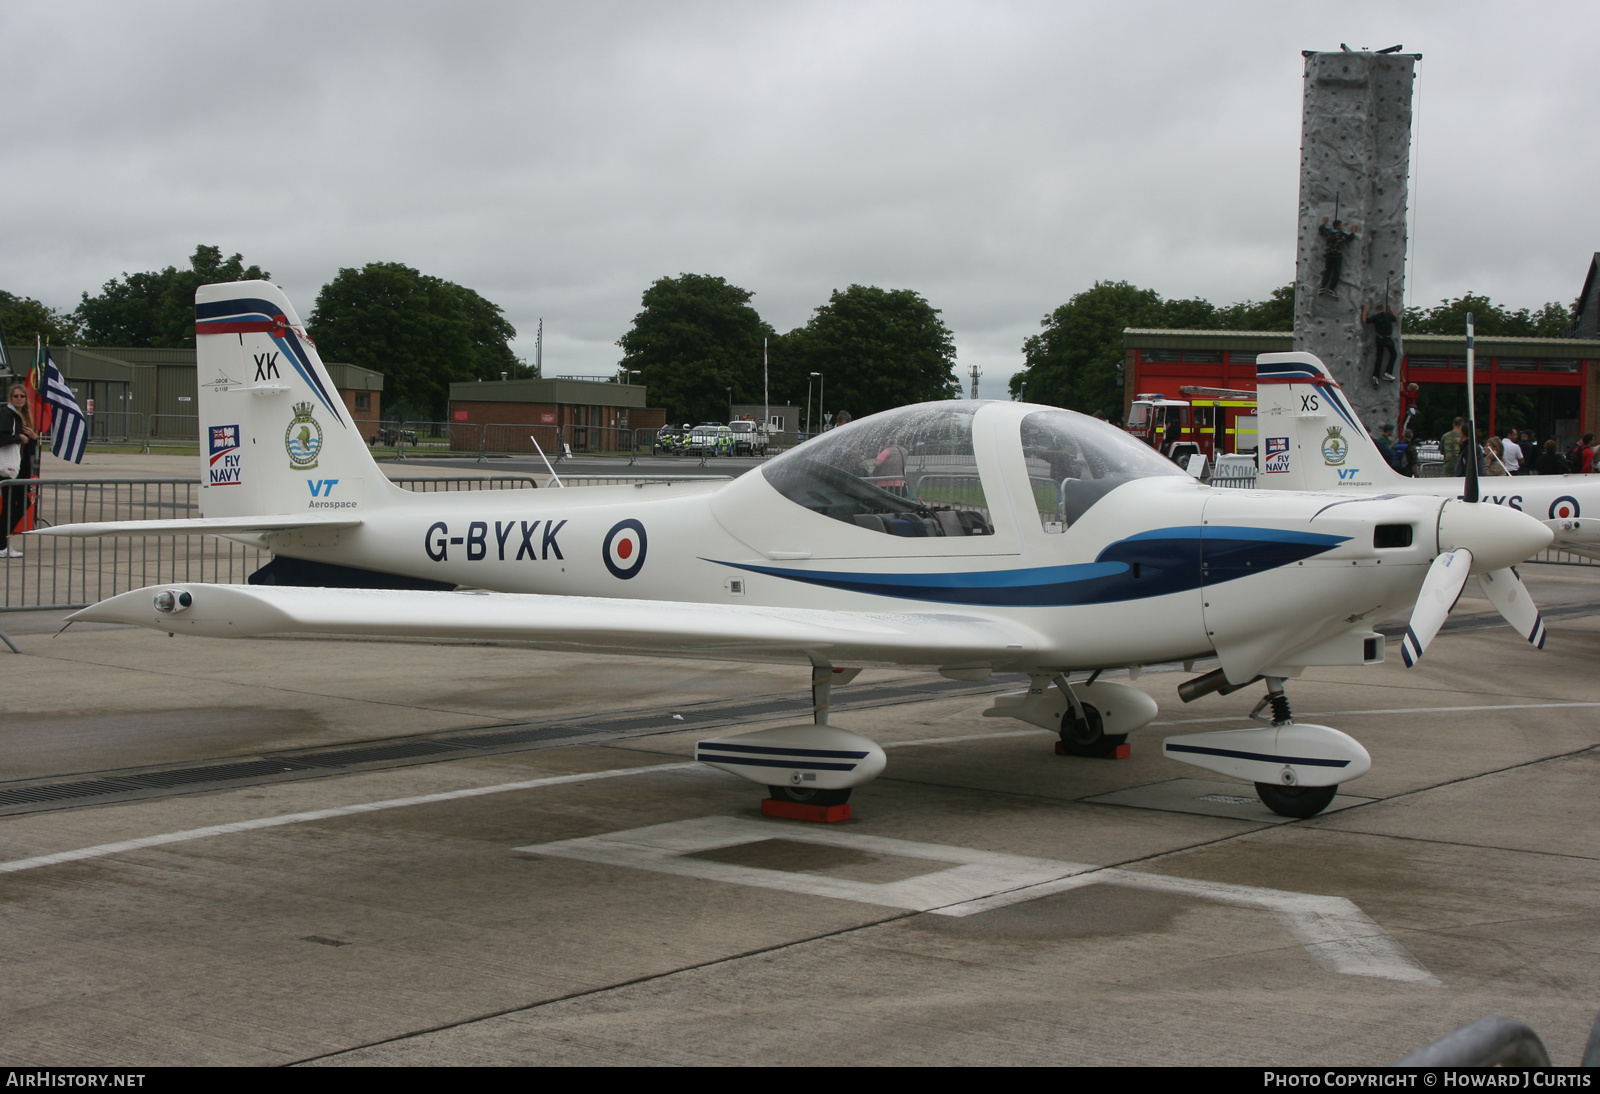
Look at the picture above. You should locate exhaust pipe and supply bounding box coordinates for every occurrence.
[1177,668,1260,704]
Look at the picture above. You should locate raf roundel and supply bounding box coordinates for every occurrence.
[602,519,648,580]
[1550,496,1580,521]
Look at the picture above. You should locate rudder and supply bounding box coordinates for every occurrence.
[1254,352,1407,491]
[195,280,399,518]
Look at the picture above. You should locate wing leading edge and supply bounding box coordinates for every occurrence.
[34,515,363,537]
[69,584,1045,667]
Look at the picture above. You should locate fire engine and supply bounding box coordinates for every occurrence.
[1126,387,1258,462]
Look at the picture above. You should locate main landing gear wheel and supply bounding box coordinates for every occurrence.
[1058,704,1128,758]
[1253,782,1337,819]
[768,785,851,807]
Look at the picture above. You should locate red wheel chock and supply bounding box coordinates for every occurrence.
[761,799,852,822]
[1055,741,1131,759]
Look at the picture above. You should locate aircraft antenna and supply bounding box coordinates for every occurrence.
[530,434,563,488]
[1463,312,1479,503]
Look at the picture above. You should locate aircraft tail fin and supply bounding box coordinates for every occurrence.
[1254,352,1407,491]
[195,281,400,518]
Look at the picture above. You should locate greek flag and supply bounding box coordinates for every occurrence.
[37,350,87,464]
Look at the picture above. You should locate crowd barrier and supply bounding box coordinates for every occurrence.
[0,474,540,613]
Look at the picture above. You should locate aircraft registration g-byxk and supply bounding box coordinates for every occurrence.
[1250,354,1600,562]
[52,281,1554,819]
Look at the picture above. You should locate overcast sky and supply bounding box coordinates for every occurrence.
[5,1,1596,399]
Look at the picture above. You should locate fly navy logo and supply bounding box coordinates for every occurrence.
[1321,425,1348,466]
[285,402,323,470]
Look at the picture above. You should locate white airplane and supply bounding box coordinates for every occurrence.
[1250,354,1600,564]
[45,281,1554,819]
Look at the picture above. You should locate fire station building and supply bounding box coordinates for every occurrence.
[1122,328,1600,450]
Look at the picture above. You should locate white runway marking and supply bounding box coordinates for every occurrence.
[1153,699,1600,727]
[0,762,697,876]
[515,816,1440,985]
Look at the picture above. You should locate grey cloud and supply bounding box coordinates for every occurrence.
[4,1,1596,398]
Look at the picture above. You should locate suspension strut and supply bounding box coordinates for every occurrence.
[1252,677,1294,726]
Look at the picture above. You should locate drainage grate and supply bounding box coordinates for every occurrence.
[1196,794,1260,805]
[295,740,466,767]
[119,759,327,788]
[0,779,143,806]
[446,726,594,749]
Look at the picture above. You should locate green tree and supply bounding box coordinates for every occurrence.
[308,263,517,421]
[1405,293,1573,337]
[1011,281,1171,415]
[1011,281,1295,415]
[782,285,958,421]
[76,245,270,347]
[0,291,80,348]
[1216,284,1296,331]
[617,274,773,425]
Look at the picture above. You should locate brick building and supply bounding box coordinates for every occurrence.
[447,376,664,454]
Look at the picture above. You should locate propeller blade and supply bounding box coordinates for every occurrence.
[1477,567,1548,649]
[1462,432,1480,503]
[1401,548,1473,667]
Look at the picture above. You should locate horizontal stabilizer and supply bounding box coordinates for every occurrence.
[70,583,1044,667]
[32,515,363,538]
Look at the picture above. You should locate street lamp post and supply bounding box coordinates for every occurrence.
[806,373,819,436]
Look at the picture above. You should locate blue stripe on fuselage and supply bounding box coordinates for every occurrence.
[708,525,1346,607]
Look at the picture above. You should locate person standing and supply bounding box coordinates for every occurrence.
[0,383,40,558]
[1484,437,1510,476]
[1374,423,1400,471]
[1399,429,1421,477]
[1536,439,1569,475]
[1500,428,1523,475]
[1440,417,1464,475]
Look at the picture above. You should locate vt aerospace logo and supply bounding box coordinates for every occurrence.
[603,519,648,579]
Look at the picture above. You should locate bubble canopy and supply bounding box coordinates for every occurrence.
[760,402,1186,537]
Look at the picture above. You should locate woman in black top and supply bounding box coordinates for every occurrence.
[1535,439,1569,476]
[0,383,40,557]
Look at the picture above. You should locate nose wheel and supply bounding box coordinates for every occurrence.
[1251,680,1337,818]
[768,785,851,807]
[1253,782,1337,818]
[1058,703,1129,758]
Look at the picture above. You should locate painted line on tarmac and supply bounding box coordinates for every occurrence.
[517,816,1440,985]
[878,701,1600,744]
[0,762,697,876]
[1154,699,1600,727]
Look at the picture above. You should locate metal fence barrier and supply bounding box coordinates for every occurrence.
[536,474,734,489]
[0,474,544,613]
[0,478,264,613]
[386,476,541,492]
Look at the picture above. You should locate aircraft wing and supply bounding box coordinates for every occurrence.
[33,515,363,537]
[69,584,1045,667]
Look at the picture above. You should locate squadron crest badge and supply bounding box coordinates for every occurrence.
[285,402,324,470]
[1321,425,1348,466]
